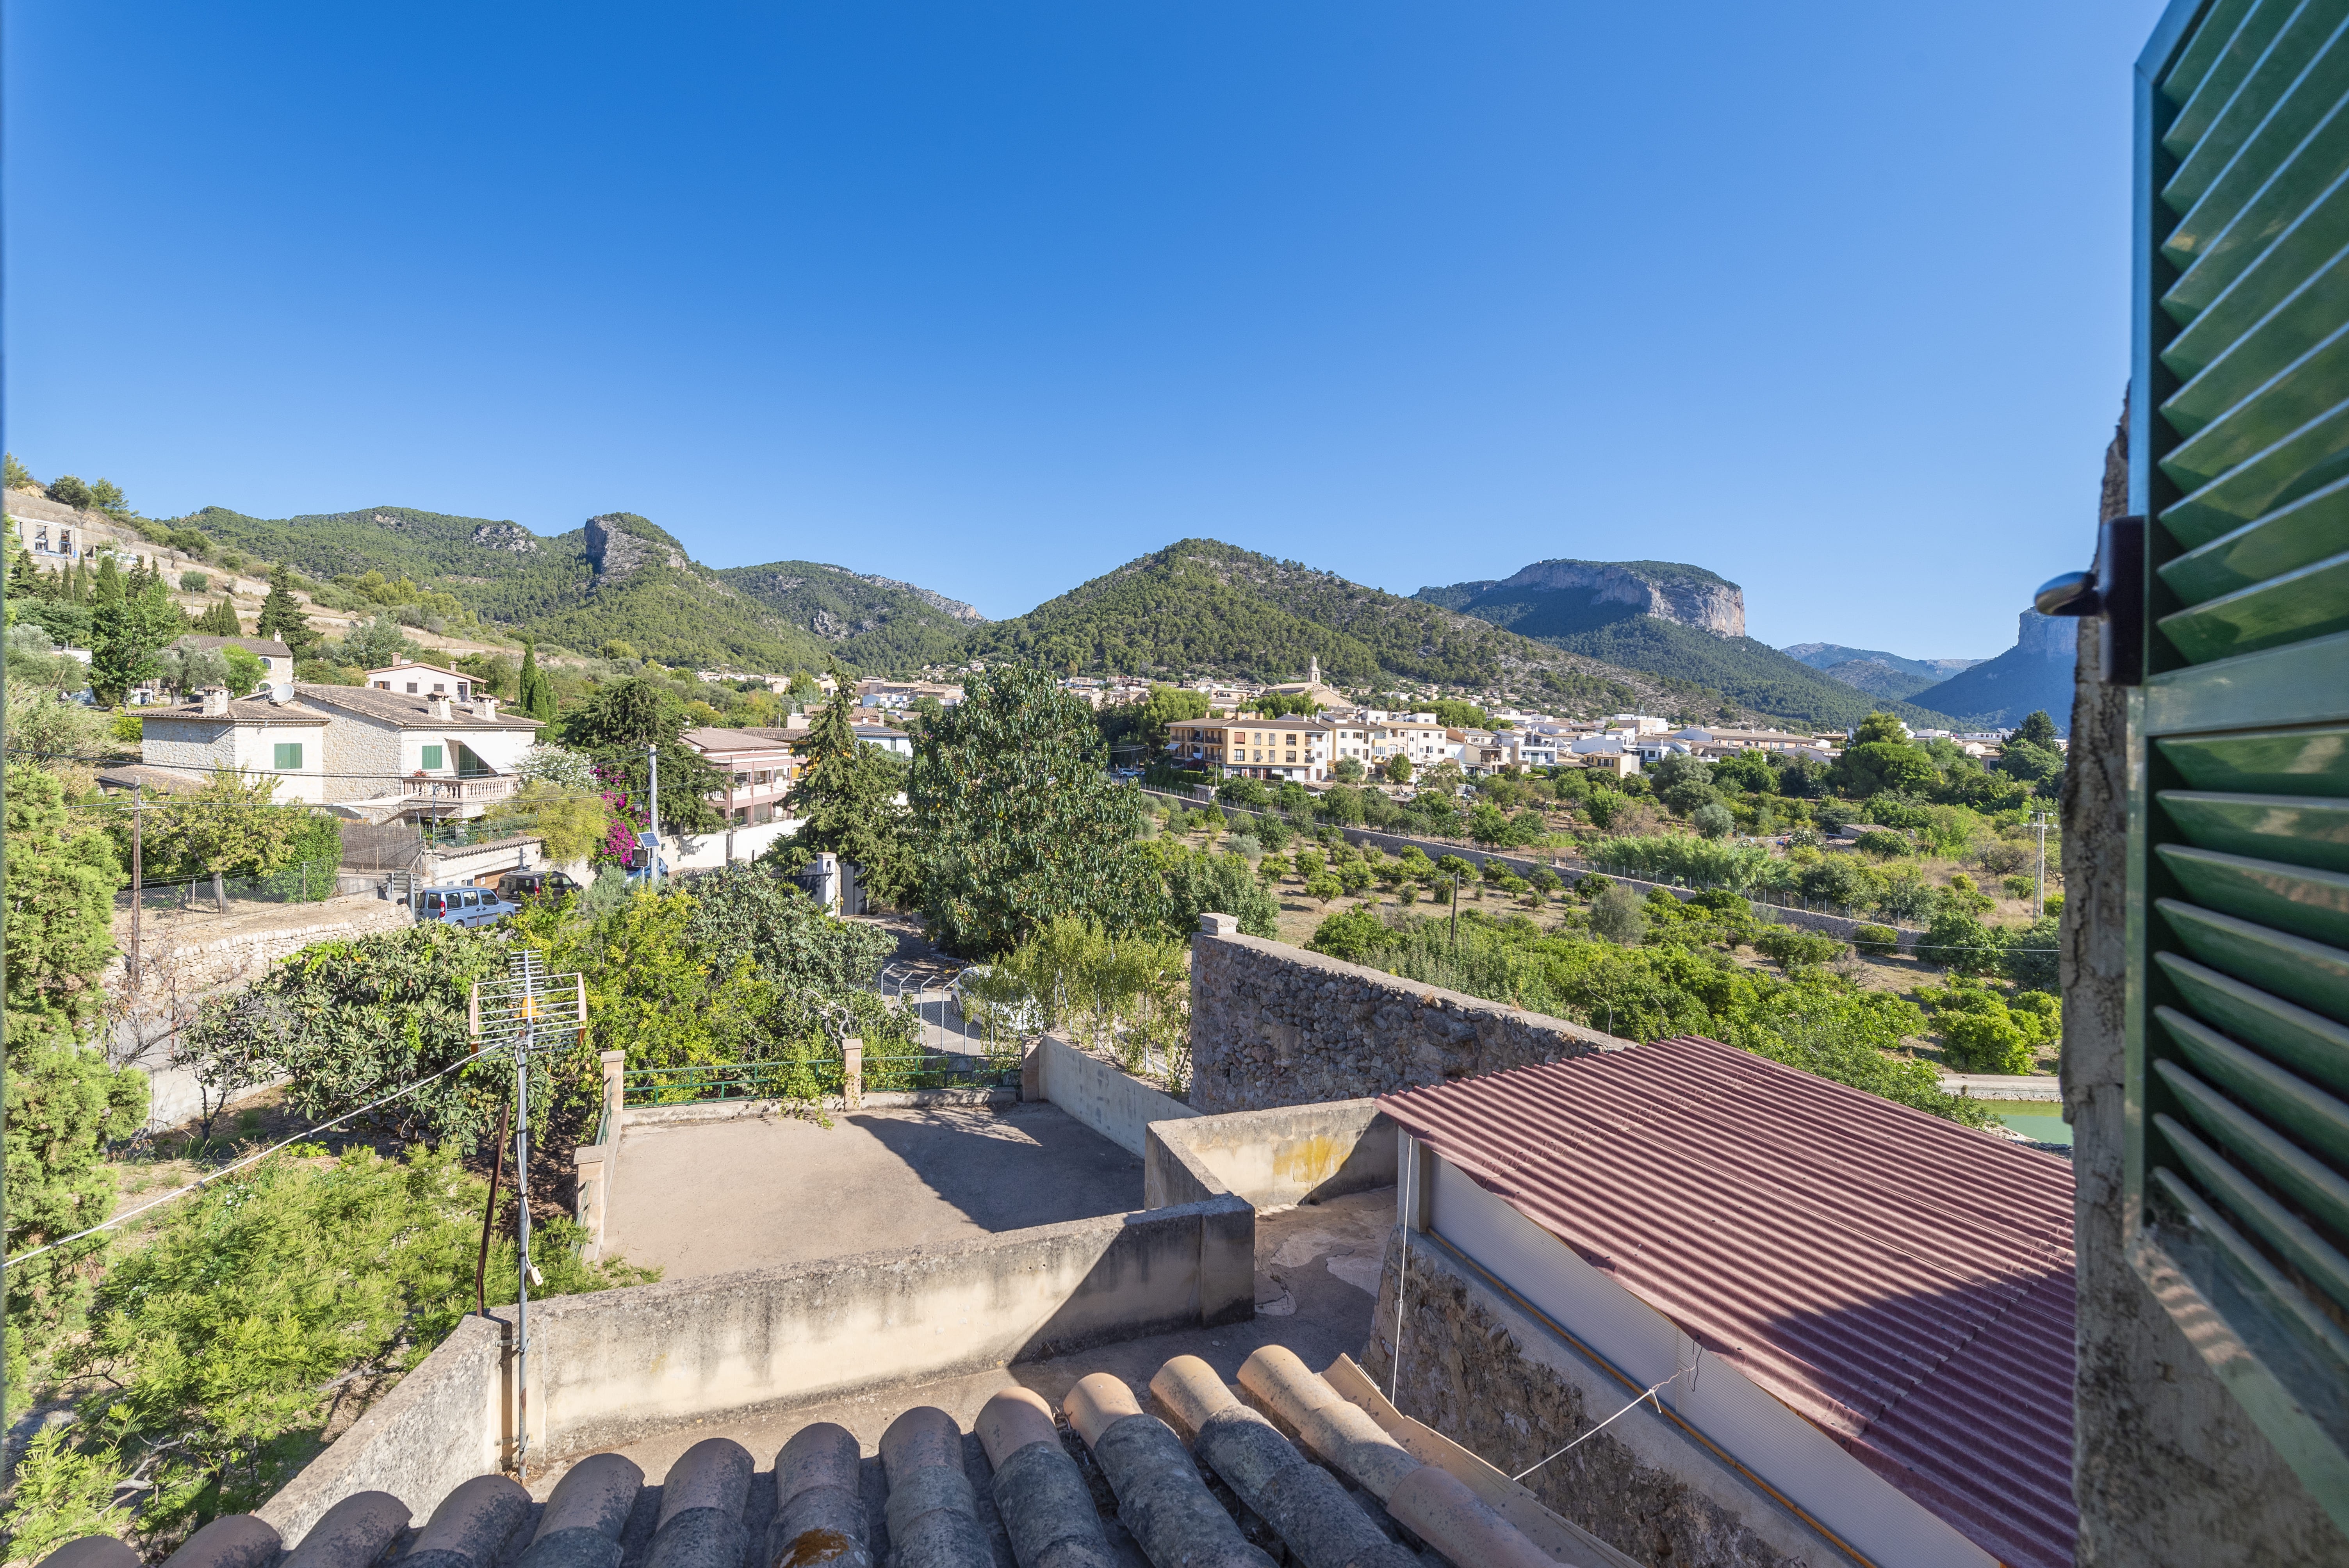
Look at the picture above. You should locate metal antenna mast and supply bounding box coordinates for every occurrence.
[469,948,587,1475]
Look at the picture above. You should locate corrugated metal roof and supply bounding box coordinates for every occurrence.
[1378,1035,2075,1568]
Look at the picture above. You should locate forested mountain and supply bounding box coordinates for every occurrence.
[717,559,986,671]
[1905,612,2079,731]
[1419,565,1964,731]
[174,504,971,673]
[963,538,1747,720]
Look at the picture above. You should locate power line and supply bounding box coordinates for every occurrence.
[3,1035,524,1268]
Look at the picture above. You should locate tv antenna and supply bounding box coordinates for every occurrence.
[469,947,588,1474]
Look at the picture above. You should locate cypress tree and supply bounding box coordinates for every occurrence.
[255,563,317,656]
[519,640,556,722]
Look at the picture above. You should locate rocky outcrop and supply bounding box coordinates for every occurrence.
[852,573,986,623]
[583,514,685,589]
[1492,559,1746,637]
[2016,608,2078,658]
[467,522,538,554]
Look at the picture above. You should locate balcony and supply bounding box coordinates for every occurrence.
[402,773,518,804]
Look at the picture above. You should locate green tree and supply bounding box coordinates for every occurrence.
[2015,709,2059,748]
[84,478,128,517]
[254,563,319,657]
[1161,846,1278,937]
[47,474,91,510]
[221,644,267,697]
[1923,907,2005,976]
[1384,753,1413,784]
[4,451,34,490]
[4,766,148,1391]
[911,665,1163,953]
[198,598,243,636]
[87,567,180,706]
[137,769,311,880]
[769,672,915,900]
[519,640,557,722]
[561,675,725,833]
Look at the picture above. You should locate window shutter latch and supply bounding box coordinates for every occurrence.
[2032,515,2145,686]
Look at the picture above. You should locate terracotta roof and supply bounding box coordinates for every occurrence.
[296,683,542,731]
[139,696,328,725]
[1377,1035,2075,1568]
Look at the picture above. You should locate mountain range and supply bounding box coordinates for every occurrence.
[1416,560,1966,731]
[162,498,2045,729]
[176,504,981,673]
[1902,613,2079,731]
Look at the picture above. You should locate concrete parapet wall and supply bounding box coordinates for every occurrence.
[524,1196,1253,1456]
[1187,932,1626,1114]
[622,1087,1015,1128]
[1145,1098,1395,1212]
[257,1313,504,1548]
[1031,1032,1197,1156]
[263,1197,1253,1531]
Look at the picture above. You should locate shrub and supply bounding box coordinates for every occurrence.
[1924,909,2005,976]
[1309,905,1394,964]
[178,570,210,593]
[1590,885,1648,945]
[1853,830,1909,858]
[1941,1007,2033,1073]
[2002,874,2035,902]
[1851,923,1900,956]
[1754,928,1846,971]
[1691,802,1735,840]
[1303,873,1344,907]
[1224,833,1262,861]
[2000,916,2062,992]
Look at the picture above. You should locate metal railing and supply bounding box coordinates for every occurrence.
[620,1049,1019,1107]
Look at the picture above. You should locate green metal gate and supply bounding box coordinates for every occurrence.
[2118,0,2349,1522]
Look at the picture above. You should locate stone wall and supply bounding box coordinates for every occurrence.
[1358,1234,1839,1567]
[1186,928,1624,1114]
[2064,408,2347,1564]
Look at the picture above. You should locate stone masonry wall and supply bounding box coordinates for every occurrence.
[1187,929,1624,1114]
[1359,1233,1832,1567]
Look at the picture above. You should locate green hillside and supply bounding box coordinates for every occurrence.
[1417,577,1963,731]
[171,504,943,673]
[965,539,1744,720]
[717,559,986,672]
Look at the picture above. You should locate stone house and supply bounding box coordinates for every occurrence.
[121,687,331,804]
[294,683,544,818]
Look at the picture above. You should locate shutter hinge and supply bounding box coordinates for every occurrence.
[2033,515,2145,685]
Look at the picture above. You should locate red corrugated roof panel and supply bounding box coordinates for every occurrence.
[1378,1034,2075,1568]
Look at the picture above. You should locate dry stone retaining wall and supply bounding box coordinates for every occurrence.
[1186,927,1624,1114]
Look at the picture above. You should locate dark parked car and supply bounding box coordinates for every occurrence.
[497,869,582,903]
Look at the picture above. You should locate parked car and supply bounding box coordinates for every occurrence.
[497,869,582,903]
[416,884,520,928]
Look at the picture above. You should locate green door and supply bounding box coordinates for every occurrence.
[2131,0,2349,1520]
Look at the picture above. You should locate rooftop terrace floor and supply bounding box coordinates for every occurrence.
[526,1186,1397,1565]
[604,1103,1147,1281]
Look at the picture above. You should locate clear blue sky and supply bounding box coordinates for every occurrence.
[6,1,2159,657]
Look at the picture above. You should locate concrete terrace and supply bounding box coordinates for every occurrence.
[603,1104,1146,1281]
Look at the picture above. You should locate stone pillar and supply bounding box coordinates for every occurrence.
[1197,912,1240,937]
[842,1037,863,1110]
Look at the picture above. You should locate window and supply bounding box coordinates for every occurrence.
[406,682,419,693]
[421,744,445,770]
[457,682,470,698]
[273,743,303,770]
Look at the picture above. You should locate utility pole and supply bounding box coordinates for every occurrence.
[646,743,660,889]
[1449,875,1460,960]
[129,785,143,985]
[2030,809,2054,918]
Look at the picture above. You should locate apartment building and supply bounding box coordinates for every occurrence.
[1220,716,1330,781]
[682,727,797,826]
[1371,719,1458,771]
[365,658,482,701]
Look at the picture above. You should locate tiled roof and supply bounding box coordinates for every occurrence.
[1377,1035,2075,1568]
[681,727,794,754]
[140,696,328,725]
[296,684,542,730]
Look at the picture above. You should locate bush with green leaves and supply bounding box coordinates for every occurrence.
[1850,923,1900,956]
[1161,847,1279,938]
[964,918,1189,1085]
[1923,908,2006,976]
[0,1147,650,1557]
[2000,916,2062,992]
[1588,832,1774,892]
[1754,928,1846,971]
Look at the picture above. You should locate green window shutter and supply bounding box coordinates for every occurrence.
[421,744,445,770]
[273,742,302,770]
[2134,0,2349,1522]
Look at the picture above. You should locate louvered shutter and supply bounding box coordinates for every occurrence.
[2133,0,2349,1517]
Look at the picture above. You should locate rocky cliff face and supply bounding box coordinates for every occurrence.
[2015,608,2078,658]
[1494,559,1746,637]
[584,513,686,589]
